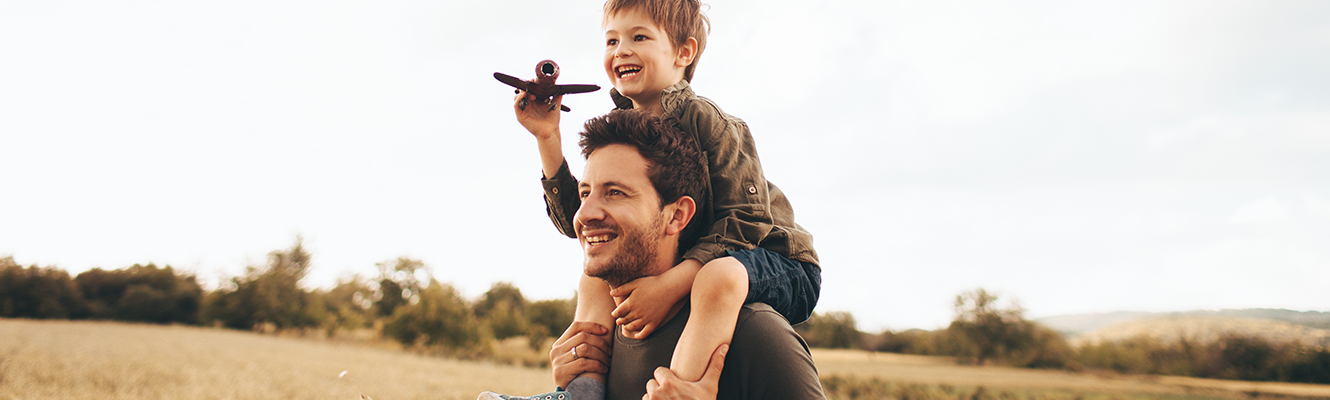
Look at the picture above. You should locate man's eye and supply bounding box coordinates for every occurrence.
[579,191,591,199]
[609,189,625,196]
[607,38,618,46]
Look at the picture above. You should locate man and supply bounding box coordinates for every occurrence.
[548,109,825,400]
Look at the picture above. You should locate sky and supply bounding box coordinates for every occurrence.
[2,0,1328,331]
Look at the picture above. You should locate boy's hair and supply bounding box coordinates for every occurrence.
[603,0,710,83]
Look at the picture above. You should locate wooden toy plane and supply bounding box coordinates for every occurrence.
[494,60,600,112]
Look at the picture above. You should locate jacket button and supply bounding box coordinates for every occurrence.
[552,187,559,194]
[748,185,757,194]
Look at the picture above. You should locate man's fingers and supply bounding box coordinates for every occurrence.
[556,321,610,343]
[572,341,612,363]
[644,378,660,400]
[701,344,729,384]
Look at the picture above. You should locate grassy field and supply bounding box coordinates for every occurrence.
[812,349,1330,399]
[0,318,550,400]
[2,319,1328,400]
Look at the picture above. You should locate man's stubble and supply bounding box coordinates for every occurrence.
[584,212,666,288]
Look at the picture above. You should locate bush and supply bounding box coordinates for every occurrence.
[1075,333,1330,384]
[201,239,323,330]
[75,263,202,324]
[797,311,862,349]
[0,256,86,319]
[382,280,486,354]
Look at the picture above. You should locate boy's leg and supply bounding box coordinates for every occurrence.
[669,256,748,382]
[570,273,616,385]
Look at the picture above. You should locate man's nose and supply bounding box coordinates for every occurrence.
[574,195,606,227]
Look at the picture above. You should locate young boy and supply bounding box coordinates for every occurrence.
[505,0,820,398]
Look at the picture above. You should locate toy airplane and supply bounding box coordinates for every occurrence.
[494,60,600,112]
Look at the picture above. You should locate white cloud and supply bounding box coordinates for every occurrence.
[1306,193,1330,219]
[1230,196,1289,224]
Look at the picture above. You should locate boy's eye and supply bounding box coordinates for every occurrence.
[633,34,648,41]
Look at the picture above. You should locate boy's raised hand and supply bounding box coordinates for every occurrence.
[513,87,562,142]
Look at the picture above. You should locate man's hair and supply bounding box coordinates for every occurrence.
[580,109,706,209]
[580,110,708,251]
[603,0,710,83]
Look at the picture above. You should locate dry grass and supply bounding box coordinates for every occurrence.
[4,319,1328,400]
[0,318,552,400]
[812,348,1330,399]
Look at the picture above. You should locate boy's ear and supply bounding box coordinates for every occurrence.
[662,195,697,236]
[675,37,699,68]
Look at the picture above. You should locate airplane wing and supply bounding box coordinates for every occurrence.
[553,84,601,95]
[493,72,532,92]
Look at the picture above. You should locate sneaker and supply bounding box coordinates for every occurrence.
[477,390,570,400]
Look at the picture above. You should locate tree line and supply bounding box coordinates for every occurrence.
[796,288,1330,384]
[3,246,1325,384]
[0,239,574,358]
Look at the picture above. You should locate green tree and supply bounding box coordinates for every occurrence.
[797,311,862,349]
[948,288,1036,366]
[0,256,85,319]
[201,238,323,330]
[316,275,376,334]
[374,257,428,317]
[526,296,576,340]
[75,263,203,324]
[475,282,529,339]
[382,280,484,352]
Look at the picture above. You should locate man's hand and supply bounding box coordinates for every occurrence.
[550,321,612,389]
[644,344,728,400]
[513,88,562,142]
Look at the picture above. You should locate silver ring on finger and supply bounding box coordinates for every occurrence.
[572,346,579,359]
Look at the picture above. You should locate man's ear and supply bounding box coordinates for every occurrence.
[662,195,697,236]
[675,37,698,68]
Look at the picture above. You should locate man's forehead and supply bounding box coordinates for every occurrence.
[583,144,653,187]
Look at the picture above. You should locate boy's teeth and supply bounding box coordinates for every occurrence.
[616,66,641,78]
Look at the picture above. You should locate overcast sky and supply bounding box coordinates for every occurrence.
[2,0,1328,330]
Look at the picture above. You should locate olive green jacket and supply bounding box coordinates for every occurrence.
[541,80,819,267]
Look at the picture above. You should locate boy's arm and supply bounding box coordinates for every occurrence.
[610,258,702,338]
[541,159,581,238]
[513,90,581,237]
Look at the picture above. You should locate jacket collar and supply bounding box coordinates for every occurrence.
[609,80,695,118]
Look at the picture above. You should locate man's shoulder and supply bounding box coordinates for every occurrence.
[721,302,825,399]
[734,303,801,343]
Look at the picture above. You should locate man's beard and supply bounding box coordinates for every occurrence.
[584,214,664,288]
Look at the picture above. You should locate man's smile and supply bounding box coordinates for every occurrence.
[586,234,617,244]
[582,228,620,252]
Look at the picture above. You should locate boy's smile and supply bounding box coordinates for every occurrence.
[603,9,692,115]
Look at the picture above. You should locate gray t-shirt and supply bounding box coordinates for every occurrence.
[605,302,825,400]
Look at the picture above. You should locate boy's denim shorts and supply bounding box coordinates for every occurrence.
[726,247,822,326]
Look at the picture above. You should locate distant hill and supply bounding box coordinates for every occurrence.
[1038,309,1330,335]
[1037,309,1330,348]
